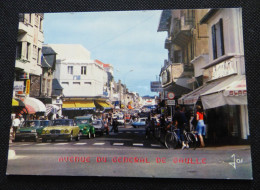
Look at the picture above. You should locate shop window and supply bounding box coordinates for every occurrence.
[16,42,22,59]
[81,66,87,75]
[211,18,225,59]
[68,66,73,74]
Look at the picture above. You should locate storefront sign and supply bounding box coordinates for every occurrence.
[226,90,247,96]
[20,73,29,79]
[204,58,237,81]
[150,81,163,92]
[13,81,24,91]
[25,79,30,95]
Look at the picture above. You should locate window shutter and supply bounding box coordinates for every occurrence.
[211,25,217,59]
[219,18,225,56]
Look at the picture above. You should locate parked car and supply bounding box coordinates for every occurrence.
[92,119,105,136]
[132,118,147,128]
[15,120,52,142]
[74,116,95,138]
[41,119,80,142]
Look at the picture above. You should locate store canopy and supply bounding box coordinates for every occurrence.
[12,98,25,107]
[63,101,96,110]
[201,75,247,109]
[46,104,60,116]
[178,77,227,105]
[96,101,113,110]
[18,104,36,116]
[22,97,46,112]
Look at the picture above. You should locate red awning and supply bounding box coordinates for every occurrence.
[18,104,36,116]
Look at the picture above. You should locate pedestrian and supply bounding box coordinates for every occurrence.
[102,118,109,135]
[172,105,189,149]
[195,105,206,147]
[111,118,118,133]
[12,115,21,138]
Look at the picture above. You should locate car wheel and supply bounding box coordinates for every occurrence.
[76,132,81,141]
[42,138,47,143]
[34,136,38,142]
[88,132,91,139]
[68,133,73,142]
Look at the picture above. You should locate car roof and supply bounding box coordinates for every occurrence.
[74,116,92,119]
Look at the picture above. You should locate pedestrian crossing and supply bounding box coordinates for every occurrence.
[10,141,163,148]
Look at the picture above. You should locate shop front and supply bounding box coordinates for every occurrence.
[62,100,96,119]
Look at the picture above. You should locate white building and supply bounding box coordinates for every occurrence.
[47,44,107,97]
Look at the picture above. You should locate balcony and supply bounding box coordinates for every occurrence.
[171,16,194,47]
[18,13,29,34]
[164,37,172,49]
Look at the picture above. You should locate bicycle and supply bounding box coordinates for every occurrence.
[183,129,199,150]
[164,129,181,149]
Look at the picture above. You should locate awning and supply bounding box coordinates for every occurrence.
[46,104,60,116]
[12,98,25,107]
[18,104,36,115]
[22,97,46,112]
[96,101,113,110]
[201,75,247,109]
[63,101,96,110]
[178,77,227,105]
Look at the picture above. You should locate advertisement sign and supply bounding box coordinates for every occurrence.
[150,81,163,92]
[25,79,30,95]
[13,81,24,91]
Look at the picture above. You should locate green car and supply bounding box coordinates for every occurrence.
[15,120,52,142]
[74,116,96,138]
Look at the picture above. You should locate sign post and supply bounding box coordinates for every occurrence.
[167,92,175,121]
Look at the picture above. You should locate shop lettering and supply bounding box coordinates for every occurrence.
[172,157,206,164]
[112,157,150,163]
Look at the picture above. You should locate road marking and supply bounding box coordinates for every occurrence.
[151,144,161,147]
[54,143,68,145]
[74,143,87,145]
[113,142,124,146]
[19,144,30,146]
[93,143,105,145]
[36,143,51,145]
[133,143,143,146]
[134,132,139,134]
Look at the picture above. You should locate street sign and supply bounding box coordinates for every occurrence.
[150,81,163,92]
[167,100,175,105]
[25,79,30,95]
[167,92,175,100]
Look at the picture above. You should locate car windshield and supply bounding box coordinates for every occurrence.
[41,120,51,127]
[93,120,101,125]
[75,119,90,125]
[22,120,41,128]
[52,120,73,126]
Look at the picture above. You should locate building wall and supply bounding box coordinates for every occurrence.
[16,13,44,76]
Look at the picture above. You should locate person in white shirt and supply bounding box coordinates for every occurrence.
[12,116,21,137]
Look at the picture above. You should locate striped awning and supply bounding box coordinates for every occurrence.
[46,104,60,116]
[63,101,96,110]
[12,98,25,107]
[96,101,113,110]
[21,97,46,112]
[18,104,35,116]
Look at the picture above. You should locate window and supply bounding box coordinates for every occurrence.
[16,42,22,59]
[73,82,80,85]
[81,66,87,75]
[35,14,39,27]
[84,82,91,85]
[37,48,41,64]
[28,13,32,24]
[26,42,30,60]
[67,66,73,74]
[33,45,37,59]
[39,17,43,31]
[62,82,69,85]
[212,19,225,59]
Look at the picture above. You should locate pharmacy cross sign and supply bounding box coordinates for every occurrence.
[167,92,175,100]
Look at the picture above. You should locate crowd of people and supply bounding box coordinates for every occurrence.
[145,105,206,149]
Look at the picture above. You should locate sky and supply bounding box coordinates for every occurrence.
[43,11,168,96]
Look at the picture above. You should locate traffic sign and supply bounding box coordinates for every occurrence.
[167,100,175,105]
[167,92,175,100]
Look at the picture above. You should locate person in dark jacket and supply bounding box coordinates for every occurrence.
[173,105,188,149]
[111,118,119,133]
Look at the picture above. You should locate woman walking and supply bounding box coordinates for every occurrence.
[196,105,205,147]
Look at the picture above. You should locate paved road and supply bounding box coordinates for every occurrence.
[7,125,253,179]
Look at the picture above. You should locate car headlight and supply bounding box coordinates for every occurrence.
[42,130,46,134]
[46,130,50,134]
[31,129,36,133]
[65,129,69,133]
[84,127,87,130]
[60,129,64,134]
